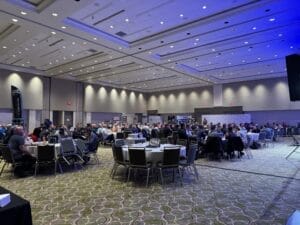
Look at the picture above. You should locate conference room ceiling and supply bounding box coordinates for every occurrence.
[0,0,299,92]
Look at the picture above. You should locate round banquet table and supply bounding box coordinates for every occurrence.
[122,142,186,165]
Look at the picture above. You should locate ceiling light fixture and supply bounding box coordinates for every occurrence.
[179,14,184,18]
[269,18,275,22]
[110,25,114,29]
[160,21,164,25]
[2,46,7,49]
[12,18,18,22]
[51,31,56,35]
[21,11,27,15]
[61,26,66,29]
[202,5,207,9]
[52,13,58,17]
[125,18,129,22]
[252,26,257,30]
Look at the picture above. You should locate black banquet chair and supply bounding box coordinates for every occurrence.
[179,144,199,180]
[205,136,223,160]
[0,144,22,176]
[35,145,58,175]
[157,147,183,185]
[111,144,128,179]
[127,148,152,187]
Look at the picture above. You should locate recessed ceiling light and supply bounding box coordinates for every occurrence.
[290,46,294,49]
[252,27,257,30]
[269,18,275,22]
[170,45,174,48]
[62,46,66,49]
[110,25,114,29]
[278,33,283,37]
[257,57,261,60]
[72,42,76,45]
[71,54,74,57]
[18,51,22,54]
[195,38,199,41]
[12,54,16,57]
[244,41,249,44]
[148,51,152,54]
[179,14,184,18]
[242,60,246,63]
[21,11,27,15]
[193,42,197,45]
[83,42,87,45]
[274,54,278,57]
[167,59,171,62]
[25,48,29,51]
[160,21,164,25]
[52,13,58,17]
[118,47,122,50]
[21,64,25,66]
[32,43,36,47]
[51,31,56,35]
[93,37,97,40]
[56,59,59,62]
[94,60,98,63]
[125,18,129,22]
[202,5,207,9]
[12,18,18,22]
[61,26,66,29]
[212,48,216,52]
[26,30,30,33]
[2,46,7,49]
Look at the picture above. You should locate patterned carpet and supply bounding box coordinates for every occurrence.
[1,138,300,225]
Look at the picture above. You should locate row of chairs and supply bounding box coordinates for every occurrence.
[110,143,199,187]
[0,138,100,177]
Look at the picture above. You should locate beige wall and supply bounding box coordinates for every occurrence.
[223,77,300,111]
[84,84,147,113]
[147,86,214,113]
[0,69,43,109]
[50,78,77,111]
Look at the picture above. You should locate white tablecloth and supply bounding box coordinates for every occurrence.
[122,143,186,164]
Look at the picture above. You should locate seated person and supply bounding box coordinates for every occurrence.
[85,128,99,152]
[9,126,36,177]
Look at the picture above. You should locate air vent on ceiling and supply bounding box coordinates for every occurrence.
[0,24,20,41]
[87,49,98,53]
[49,39,64,47]
[116,31,127,37]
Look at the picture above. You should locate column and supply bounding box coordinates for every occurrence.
[213,84,223,107]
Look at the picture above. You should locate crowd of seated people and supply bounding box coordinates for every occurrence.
[0,120,299,177]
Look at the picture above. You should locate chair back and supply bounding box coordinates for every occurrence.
[227,136,244,152]
[163,147,180,165]
[128,148,146,166]
[0,145,14,164]
[116,132,124,139]
[75,139,88,154]
[259,131,266,141]
[206,136,223,154]
[186,144,197,164]
[112,144,125,163]
[37,145,55,162]
[60,138,76,155]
